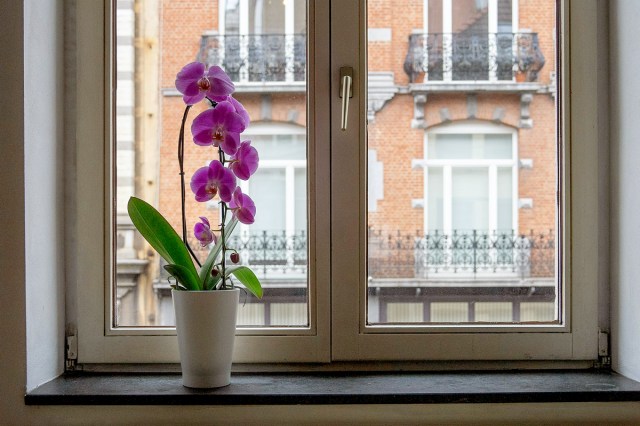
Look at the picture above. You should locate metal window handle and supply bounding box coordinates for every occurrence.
[340,67,353,131]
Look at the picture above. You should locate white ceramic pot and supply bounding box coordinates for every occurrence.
[172,288,239,388]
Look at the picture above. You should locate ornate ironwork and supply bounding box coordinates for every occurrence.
[198,34,306,83]
[404,32,545,83]
[227,230,308,277]
[368,229,555,279]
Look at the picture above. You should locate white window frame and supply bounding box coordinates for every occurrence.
[72,0,330,364]
[330,0,601,362]
[71,0,602,366]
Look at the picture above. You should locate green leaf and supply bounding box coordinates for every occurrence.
[164,264,201,291]
[200,217,239,289]
[226,265,263,299]
[127,197,201,291]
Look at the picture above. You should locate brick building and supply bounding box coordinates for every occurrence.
[116,0,558,326]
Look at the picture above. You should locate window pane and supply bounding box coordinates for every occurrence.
[114,0,308,328]
[428,133,511,159]
[250,168,286,232]
[427,168,443,231]
[497,166,513,231]
[367,0,558,325]
[452,168,489,232]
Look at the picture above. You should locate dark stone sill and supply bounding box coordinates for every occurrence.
[25,370,640,406]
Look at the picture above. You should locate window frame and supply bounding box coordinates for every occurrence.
[73,0,331,364]
[71,0,602,366]
[330,0,600,361]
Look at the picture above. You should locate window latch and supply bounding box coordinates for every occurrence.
[339,66,354,131]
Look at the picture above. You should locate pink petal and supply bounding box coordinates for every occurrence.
[229,96,250,127]
[207,66,235,98]
[235,208,255,225]
[221,132,240,156]
[175,62,205,94]
[182,92,206,106]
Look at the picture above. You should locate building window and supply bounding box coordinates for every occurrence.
[423,122,517,234]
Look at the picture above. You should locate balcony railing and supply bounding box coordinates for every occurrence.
[198,33,306,84]
[368,229,555,279]
[155,228,554,285]
[404,32,545,83]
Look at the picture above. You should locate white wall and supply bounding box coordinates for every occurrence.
[610,0,640,382]
[23,0,66,391]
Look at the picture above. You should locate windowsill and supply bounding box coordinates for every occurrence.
[25,370,640,406]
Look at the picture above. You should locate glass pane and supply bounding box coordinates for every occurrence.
[249,169,286,232]
[498,0,513,33]
[452,168,488,232]
[250,0,285,34]
[427,168,443,231]
[114,0,308,328]
[452,0,489,80]
[251,133,306,160]
[428,133,511,159]
[497,166,513,231]
[367,0,558,325]
[484,134,512,158]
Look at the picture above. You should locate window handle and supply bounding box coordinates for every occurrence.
[340,66,353,131]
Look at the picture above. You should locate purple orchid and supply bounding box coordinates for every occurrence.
[229,187,256,225]
[194,216,217,247]
[190,160,237,203]
[175,62,235,105]
[229,141,259,180]
[228,95,250,127]
[191,101,245,155]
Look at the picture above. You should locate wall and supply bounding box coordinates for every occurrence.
[23,0,66,391]
[2,0,640,423]
[610,0,640,382]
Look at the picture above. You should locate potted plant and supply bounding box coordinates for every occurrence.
[128,62,262,388]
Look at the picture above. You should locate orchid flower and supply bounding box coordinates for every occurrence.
[229,187,256,225]
[194,217,217,247]
[191,101,245,155]
[229,140,259,180]
[175,62,235,105]
[228,95,250,128]
[190,160,237,203]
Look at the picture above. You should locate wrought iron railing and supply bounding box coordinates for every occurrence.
[368,229,555,279]
[198,34,306,83]
[228,230,307,277]
[403,32,545,83]
[158,228,554,283]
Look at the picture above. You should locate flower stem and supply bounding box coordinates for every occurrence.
[178,104,202,268]
[219,147,228,289]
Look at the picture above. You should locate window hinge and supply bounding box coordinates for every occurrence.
[65,332,78,371]
[595,330,611,370]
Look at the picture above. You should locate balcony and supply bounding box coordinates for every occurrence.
[197,33,306,91]
[368,229,555,281]
[403,32,546,88]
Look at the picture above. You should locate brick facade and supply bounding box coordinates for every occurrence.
[157,0,557,262]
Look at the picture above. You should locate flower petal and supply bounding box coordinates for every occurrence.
[228,96,250,127]
[175,62,205,95]
[182,92,206,106]
[206,66,235,98]
[221,132,240,156]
